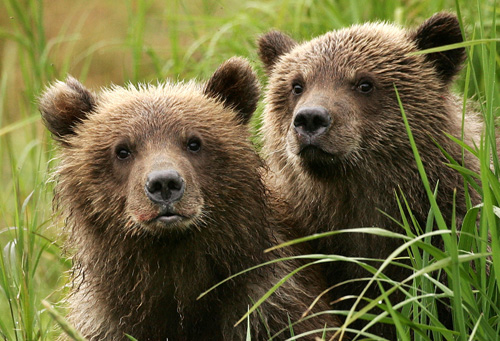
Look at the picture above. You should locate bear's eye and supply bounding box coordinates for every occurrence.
[292,83,304,95]
[115,146,132,160]
[356,80,374,94]
[187,137,202,153]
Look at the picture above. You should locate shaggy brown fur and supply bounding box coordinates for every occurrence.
[258,13,482,338]
[40,58,340,340]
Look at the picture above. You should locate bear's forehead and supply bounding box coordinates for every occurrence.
[99,83,205,112]
[311,22,410,54]
[286,22,416,75]
[76,84,240,144]
[95,84,227,125]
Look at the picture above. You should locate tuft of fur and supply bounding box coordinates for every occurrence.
[258,13,482,338]
[40,57,340,340]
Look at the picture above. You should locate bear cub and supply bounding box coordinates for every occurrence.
[40,58,339,340]
[258,12,482,338]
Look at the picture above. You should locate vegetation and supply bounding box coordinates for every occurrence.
[0,0,498,339]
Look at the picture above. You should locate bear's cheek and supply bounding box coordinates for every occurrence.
[58,147,127,216]
[127,191,160,224]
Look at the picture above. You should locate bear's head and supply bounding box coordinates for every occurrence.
[40,58,261,237]
[258,12,466,178]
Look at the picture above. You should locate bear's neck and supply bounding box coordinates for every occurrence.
[269,158,403,234]
[67,198,274,340]
[268,134,476,239]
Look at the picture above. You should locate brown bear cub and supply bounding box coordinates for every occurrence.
[40,58,340,340]
[258,12,481,338]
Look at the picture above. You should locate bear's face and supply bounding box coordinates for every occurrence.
[258,13,465,177]
[65,89,215,234]
[40,58,260,236]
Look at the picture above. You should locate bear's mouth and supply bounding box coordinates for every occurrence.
[296,145,346,177]
[155,208,186,225]
[291,129,335,161]
[298,144,336,162]
[156,213,183,224]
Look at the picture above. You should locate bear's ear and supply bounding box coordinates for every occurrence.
[257,30,297,75]
[412,12,466,84]
[39,76,97,143]
[204,57,260,125]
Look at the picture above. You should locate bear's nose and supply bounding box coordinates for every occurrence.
[293,106,331,138]
[145,170,185,205]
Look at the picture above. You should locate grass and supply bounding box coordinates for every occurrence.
[0,0,498,339]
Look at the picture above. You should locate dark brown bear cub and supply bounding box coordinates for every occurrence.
[40,58,339,340]
[258,13,481,338]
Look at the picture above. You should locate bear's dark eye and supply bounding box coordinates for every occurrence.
[356,80,374,94]
[187,137,202,153]
[292,83,304,95]
[116,146,132,160]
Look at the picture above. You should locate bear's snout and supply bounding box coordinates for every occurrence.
[145,169,185,205]
[293,106,331,143]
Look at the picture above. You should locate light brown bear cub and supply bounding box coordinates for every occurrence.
[258,12,481,338]
[40,58,339,340]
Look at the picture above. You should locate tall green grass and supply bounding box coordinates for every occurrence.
[0,0,498,339]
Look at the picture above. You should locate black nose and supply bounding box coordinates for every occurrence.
[145,170,185,204]
[293,106,331,138]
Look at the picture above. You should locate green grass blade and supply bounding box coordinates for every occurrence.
[409,39,500,56]
[42,301,85,341]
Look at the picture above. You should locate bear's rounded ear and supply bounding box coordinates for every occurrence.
[257,30,297,75]
[204,57,260,125]
[412,12,466,84]
[39,76,97,143]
